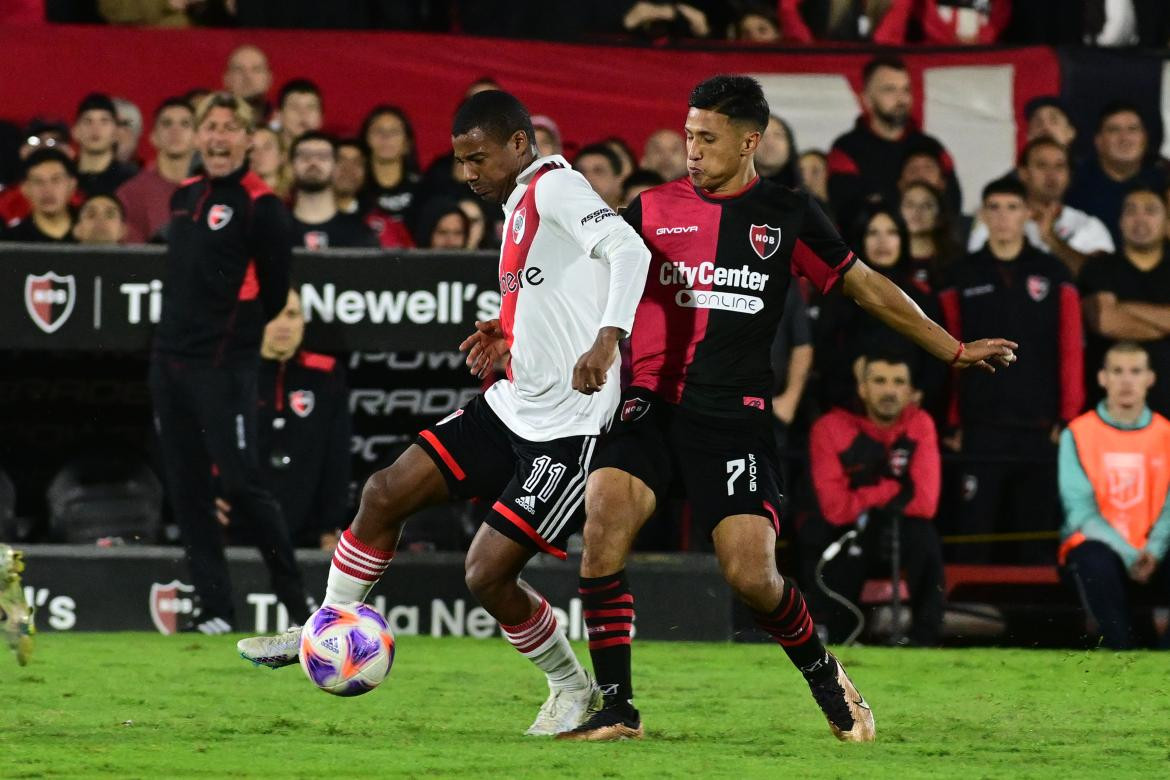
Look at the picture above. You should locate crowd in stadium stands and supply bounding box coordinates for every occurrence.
[16,1,1170,48]
[4,18,1170,643]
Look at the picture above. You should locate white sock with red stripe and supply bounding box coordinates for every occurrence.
[500,598,589,693]
[323,529,394,607]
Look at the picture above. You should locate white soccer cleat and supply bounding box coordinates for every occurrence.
[237,625,303,669]
[525,679,603,736]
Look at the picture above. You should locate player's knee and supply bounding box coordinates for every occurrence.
[464,556,504,600]
[722,558,778,606]
[360,464,406,517]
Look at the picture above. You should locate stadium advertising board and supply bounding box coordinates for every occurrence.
[0,245,500,352]
[19,546,733,640]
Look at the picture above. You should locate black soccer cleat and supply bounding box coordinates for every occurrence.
[555,703,644,741]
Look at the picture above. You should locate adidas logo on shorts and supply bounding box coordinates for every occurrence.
[515,495,537,514]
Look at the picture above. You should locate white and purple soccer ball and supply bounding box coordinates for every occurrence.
[299,602,395,697]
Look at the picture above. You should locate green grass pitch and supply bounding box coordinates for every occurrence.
[3,634,1169,779]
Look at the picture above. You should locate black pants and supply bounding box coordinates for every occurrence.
[149,356,308,625]
[800,511,946,645]
[1063,541,1170,650]
[953,426,1058,564]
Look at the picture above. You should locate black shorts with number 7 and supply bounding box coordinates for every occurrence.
[590,388,783,537]
[415,395,597,559]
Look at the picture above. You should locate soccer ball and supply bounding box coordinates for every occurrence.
[299,602,395,696]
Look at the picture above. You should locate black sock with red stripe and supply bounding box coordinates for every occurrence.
[580,570,636,710]
[753,578,835,684]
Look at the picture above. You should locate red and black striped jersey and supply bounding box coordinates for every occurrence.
[625,176,855,420]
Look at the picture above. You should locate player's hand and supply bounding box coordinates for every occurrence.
[771,392,798,425]
[573,328,622,395]
[459,319,509,379]
[1130,550,1158,584]
[214,497,231,527]
[955,339,1018,373]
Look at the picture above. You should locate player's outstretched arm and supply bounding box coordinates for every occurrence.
[841,260,1017,373]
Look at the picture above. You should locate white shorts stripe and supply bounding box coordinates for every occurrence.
[541,437,596,541]
[536,437,593,537]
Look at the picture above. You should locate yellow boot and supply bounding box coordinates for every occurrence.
[0,545,35,666]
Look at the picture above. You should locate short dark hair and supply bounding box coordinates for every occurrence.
[900,148,942,175]
[1122,184,1165,207]
[79,192,125,219]
[1018,136,1068,168]
[153,96,194,123]
[76,92,117,122]
[1097,100,1143,134]
[575,143,622,177]
[451,90,536,149]
[278,78,322,109]
[622,168,665,197]
[860,349,913,378]
[22,147,76,179]
[981,176,1027,203]
[290,130,337,159]
[863,55,908,86]
[1104,341,1150,366]
[1024,95,1068,122]
[688,75,769,132]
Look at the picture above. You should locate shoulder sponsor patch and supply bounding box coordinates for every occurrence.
[580,207,617,226]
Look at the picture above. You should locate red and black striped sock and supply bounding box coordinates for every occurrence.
[580,570,635,708]
[753,578,835,683]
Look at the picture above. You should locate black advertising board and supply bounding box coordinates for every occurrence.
[2,244,500,352]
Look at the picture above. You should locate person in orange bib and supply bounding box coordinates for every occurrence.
[1059,341,1170,649]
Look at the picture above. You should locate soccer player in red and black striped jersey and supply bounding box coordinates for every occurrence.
[560,76,1018,743]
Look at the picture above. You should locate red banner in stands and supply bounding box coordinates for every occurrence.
[0,26,1057,183]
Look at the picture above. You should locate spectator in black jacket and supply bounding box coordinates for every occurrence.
[1080,187,1170,417]
[72,93,137,197]
[827,56,961,230]
[149,92,309,635]
[815,204,945,421]
[1,148,76,243]
[940,177,1084,564]
[1066,102,1166,247]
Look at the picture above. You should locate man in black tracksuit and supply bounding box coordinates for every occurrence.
[939,178,1084,564]
[253,290,351,549]
[149,92,309,633]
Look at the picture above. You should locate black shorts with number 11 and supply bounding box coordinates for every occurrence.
[415,395,595,559]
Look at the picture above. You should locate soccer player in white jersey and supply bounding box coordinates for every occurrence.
[238,90,651,735]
